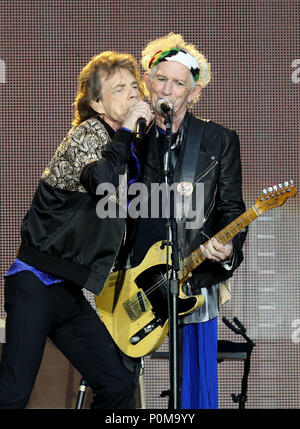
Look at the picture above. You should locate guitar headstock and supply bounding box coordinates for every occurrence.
[254,180,297,215]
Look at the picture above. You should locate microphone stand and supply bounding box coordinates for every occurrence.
[163,109,180,409]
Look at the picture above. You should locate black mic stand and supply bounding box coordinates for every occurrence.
[162,109,180,409]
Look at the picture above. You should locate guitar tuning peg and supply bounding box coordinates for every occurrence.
[262,188,269,199]
[290,179,294,185]
[273,185,278,191]
[278,183,283,189]
[268,186,273,193]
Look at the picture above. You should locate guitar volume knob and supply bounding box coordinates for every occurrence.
[144,324,154,333]
[130,336,140,344]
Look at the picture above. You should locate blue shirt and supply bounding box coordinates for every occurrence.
[5,259,64,286]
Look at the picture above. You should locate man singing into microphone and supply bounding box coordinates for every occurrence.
[125,33,247,409]
[0,51,152,408]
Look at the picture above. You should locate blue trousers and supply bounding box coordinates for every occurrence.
[181,318,218,409]
[0,271,139,409]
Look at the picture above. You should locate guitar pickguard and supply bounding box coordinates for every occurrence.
[121,264,198,346]
[127,264,198,324]
[134,264,169,322]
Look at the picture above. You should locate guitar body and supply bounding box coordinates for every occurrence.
[95,240,205,358]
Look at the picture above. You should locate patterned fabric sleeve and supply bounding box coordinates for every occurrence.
[42,118,110,193]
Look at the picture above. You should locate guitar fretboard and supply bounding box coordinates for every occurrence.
[179,206,259,281]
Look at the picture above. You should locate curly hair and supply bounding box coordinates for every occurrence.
[141,32,211,89]
[72,51,144,126]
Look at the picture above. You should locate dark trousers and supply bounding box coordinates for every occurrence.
[0,271,139,409]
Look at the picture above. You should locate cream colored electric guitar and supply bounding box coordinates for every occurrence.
[95,181,297,358]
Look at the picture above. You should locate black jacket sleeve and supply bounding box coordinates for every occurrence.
[215,130,247,272]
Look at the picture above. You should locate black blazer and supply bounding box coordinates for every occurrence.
[131,112,248,293]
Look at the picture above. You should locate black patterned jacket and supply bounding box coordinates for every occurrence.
[17,118,132,295]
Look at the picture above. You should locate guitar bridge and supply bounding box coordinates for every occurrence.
[123,289,152,321]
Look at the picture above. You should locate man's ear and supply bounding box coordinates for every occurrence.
[90,99,104,115]
[188,84,202,104]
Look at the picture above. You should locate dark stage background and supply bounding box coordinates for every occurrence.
[0,0,299,408]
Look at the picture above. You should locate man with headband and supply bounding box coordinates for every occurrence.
[124,33,248,409]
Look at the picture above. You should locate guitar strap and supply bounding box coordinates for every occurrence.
[175,113,207,184]
[174,114,207,236]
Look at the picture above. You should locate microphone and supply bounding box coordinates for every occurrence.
[135,117,146,141]
[156,99,173,115]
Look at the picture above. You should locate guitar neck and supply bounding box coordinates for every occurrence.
[179,205,259,281]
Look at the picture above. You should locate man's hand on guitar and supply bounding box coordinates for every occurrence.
[200,238,233,263]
